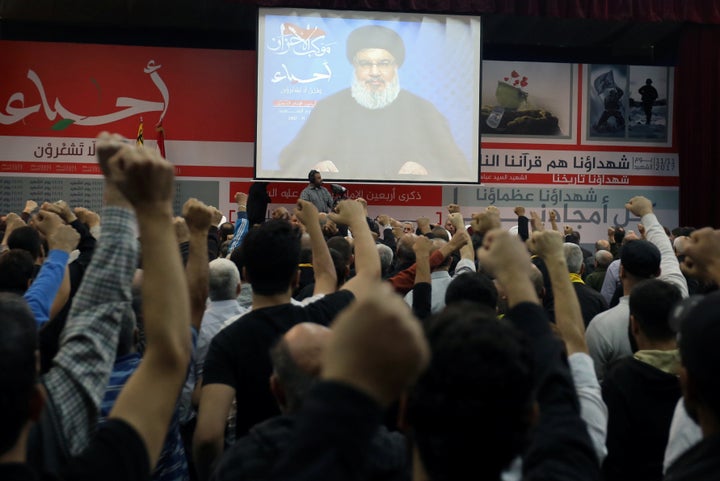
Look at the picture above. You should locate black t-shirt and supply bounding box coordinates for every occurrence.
[203,290,355,437]
[2,419,149,481]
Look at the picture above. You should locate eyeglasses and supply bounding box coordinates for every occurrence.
[355,59,395,72]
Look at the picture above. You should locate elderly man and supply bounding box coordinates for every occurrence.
[279,25,470,180]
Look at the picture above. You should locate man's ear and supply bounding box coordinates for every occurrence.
[242,266,251,284]
[236,282,242,297]
[292,269,301,289]
[580,263,585,276]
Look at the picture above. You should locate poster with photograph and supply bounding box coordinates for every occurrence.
[587,64,628,139]
[627,66,669,141]
[480,61,573,138]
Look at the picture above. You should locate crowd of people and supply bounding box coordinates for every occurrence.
[1,134,719,481]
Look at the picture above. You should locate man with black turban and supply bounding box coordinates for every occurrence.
[279,25,471,181]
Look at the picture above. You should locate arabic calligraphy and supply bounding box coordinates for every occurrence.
[32,141,95,159]
[272,62,333,84]
[267,23,334,57]
[1,60,169,127]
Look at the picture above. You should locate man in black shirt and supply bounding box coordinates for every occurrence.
[193,198,380,480]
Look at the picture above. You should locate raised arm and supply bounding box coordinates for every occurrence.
[528,230,588,355]
[295,199,337,295]
[226,192,249,256]
[105,136,192,470]
[626,196,688,297]
[412,235,433,320]
[183,198,213,331]
[330,200,381,296]
[24,211,78,327]
[34,134,138,463]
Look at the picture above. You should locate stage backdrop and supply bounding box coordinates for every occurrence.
[0,41,678,244]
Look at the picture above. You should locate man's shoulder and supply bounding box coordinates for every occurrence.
[396,89,440,112]
[587,301,628,338]
[313,88,353,109]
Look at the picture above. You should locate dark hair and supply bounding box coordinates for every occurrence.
[408,303,534,480]
[7,226,42,260]
[308,169,319,183]
[329,248,348,287]
[445,272,498,310]
[326,236,352,266]
[219,222,235,243]
[630,279,682,340]
[0,249,36,293]
[678,291,720,418]
[241,220,301,296]
[621,240,661,279]
[270,338,318,413]
[0,293,38,455]
[229,243,246,282]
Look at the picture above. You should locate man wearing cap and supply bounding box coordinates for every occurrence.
[585,196,688,380]
[279,25,470,181]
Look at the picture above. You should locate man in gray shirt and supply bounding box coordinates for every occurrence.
[300,170,334,213]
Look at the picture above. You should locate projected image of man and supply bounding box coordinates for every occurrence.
[279,25,471,181]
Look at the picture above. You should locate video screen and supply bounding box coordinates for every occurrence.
[255,8,481,184]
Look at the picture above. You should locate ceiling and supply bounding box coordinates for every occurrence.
[0,1,683,65]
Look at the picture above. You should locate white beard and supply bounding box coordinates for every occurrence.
[351,72,400,110]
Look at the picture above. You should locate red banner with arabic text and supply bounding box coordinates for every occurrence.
[0,41,256,142]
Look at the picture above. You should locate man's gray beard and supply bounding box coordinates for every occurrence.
[351,73,400,110]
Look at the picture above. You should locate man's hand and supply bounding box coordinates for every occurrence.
[447,204,461,214]
[476,229,531,279]
[173,217,190,244]
[105,141,175,212]
[549,210,557,222]
[563,226,573,236]
[476,229,537,306]
[41,200,77,224]
[209,206,223,226]
[471,211,500,235]
[36,210,65,237]
[413,235,433,257]
[43,215,80,253]
[23,200,38,214]
[377,214,390,227]
[3,213,25,237]
[637,223,646,239]
[527,230,565,260]
[271,207,290,221]
[323,283,429,407]
[74,207,100,228]
[448,212,465,232]
[682,228,720,282]
[295,199,320,227]
[234,192,248,207]
[529,211,543,232]
[183,198,214,233]
[625,196,654,217]
[514,206,526,217]
[328,199,365,227]
[416,217,431,234]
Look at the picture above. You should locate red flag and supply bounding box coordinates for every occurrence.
[156,120,166,159]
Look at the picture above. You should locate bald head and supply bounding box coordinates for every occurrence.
[270,323,332,413]
[283,323,332,377]
[595,239,611,252]
[673,236,689,256]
